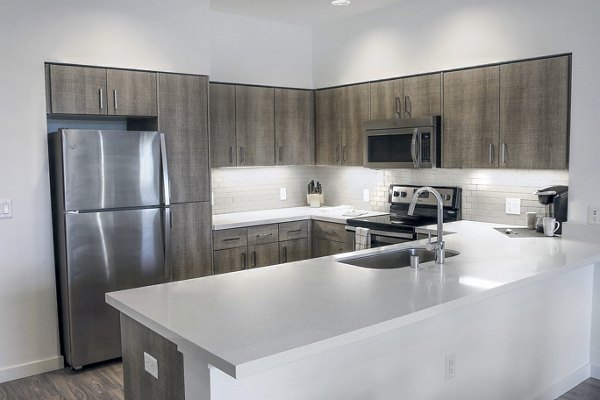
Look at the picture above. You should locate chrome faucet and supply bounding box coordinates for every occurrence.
[408,186,446,264]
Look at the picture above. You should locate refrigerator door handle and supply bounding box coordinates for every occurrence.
[160,133,171,206]
[163,207,172,281]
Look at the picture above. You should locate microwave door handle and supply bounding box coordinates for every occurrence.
[411,128,420,168]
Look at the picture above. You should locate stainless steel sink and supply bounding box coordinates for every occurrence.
[339,247,460,269]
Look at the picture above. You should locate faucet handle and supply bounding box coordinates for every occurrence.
[425,231,435,251]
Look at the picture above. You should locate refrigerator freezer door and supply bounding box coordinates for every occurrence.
[62,208,168,367]
[61,129,162,211]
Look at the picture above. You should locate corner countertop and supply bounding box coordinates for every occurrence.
[106,220,600,380]
[212,206,387,230]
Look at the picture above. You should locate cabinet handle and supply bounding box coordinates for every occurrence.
[335,145,340,163]
[256,233,273,238]
[99,88,104,110]
[395,97,401,119]
[224,237,241,242]
[287,229,302,234]
[278,146,283,162]
[239,147,244,164]
[283,247,287,263]
[489,143,495,164]
[229,146,233,164]
[404,96,411,117]
[113,89,118,110]
[241,252,247,269]
[343,145,348,162]
[252,251,256,268]
[501,143,507,164]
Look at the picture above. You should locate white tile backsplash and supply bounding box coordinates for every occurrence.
[212,166,568,225]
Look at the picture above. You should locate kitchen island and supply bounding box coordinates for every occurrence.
[106,221,600,400]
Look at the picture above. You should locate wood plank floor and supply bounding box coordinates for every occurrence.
[0,361,599,399]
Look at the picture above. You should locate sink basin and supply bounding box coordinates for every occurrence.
[339,247,460,269]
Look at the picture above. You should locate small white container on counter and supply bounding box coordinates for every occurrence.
[307,193,324,208]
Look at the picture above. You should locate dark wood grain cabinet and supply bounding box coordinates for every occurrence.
[315,84,369,166]
[370,74,441,120]
[311,220,353,258]
[275,88,314,165]
[47,64,157,116]
[442,55,569,169]
[209,83,236,167]
[442,66,500,168]
[236,85,275,166]
[499,56,569,169]
[279,239,309,263]
[213,247,247,274]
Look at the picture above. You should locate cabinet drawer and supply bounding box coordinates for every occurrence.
[213,228,247,250]
[312,220,347,242]
[247,224,279,245]
[279,220,308,241]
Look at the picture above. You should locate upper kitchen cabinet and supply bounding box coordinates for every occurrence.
[442,66,500,168]
[315,84,369,166]
[275,88,314,165]
[369,73,441,120]
[47,64,157,116]
[236,86,275,166]
[209,83,237,167]
[48,64,108,115]
[106,69,157,117]
[499,56,570,169]
[158,73,210,203]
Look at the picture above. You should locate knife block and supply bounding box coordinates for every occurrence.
[307,193,324,208]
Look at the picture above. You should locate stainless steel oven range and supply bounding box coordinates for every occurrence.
[346,184,462,248]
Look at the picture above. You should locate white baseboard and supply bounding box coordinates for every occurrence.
[533,364,590,400]
[0,356,64,384]
[591,364,600,379]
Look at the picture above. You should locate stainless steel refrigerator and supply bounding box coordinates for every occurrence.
[48,129,171,369]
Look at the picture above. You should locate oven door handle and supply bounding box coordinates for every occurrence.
[345,226,414,240]
[411,128,420,168]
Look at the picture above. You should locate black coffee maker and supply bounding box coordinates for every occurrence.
[535,185,568,234]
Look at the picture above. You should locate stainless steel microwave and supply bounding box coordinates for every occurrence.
[363,116,441,169]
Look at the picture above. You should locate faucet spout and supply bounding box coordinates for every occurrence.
[408,186,446,264]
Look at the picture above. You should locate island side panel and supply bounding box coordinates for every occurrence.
[205,266,593,400]
[120,314,185,400]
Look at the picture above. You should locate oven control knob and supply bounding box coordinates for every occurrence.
[443,194,451,201]
[393,191,400,197]
[401,191,407,198]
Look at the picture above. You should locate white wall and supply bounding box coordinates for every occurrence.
[312,0,600,232]
[210,11,313,87]
[0,0,212,382]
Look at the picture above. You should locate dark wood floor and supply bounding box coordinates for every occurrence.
[0,360,123,400]
[0,361,599,399]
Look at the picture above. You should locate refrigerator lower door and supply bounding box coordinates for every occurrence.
[61,208,168,368]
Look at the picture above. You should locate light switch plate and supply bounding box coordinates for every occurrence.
[0,199,12,218]
[505,198,521,215]
[588,206,600,224]
[144,352,159,379]
[363,189,369,202]
[279,188,287,201]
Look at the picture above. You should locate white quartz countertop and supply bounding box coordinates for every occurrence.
[106,220,600,380]
[212,206,387,230]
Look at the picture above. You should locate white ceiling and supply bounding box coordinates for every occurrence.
[210,0,405,26]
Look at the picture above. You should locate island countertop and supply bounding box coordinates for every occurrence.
[106,220,600,379]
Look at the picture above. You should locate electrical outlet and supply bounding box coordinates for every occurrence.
[144,352,159,379]
[445,354,456,380]
[363,189,369,202]
[505,198,521,215]
[280,188,287,201]
[0,199,12,218]
[589,206,600,224]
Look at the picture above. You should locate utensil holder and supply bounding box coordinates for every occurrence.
[307,193,323,208]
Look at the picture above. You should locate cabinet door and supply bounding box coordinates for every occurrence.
[370,79,403,120]
[499,56,569,169]
[275,89,314,165]
[106,69,157,117]
[279,239,309,263]
[315,88,342,165]
[236,86,275,166]
[158,73,210,203]
[442,66,500,168]
[49,64,107,115]
[213,247,247,274]
[402,73,441,118]
[341,83,370,166]
[312,220,347,243]
[312,238,351,258]
[249,243,280,268]
[170,202,213,281]
[209,83,237,167]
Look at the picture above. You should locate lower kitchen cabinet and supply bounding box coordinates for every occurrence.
[279,239,309,263]
[249,242,280,268]
[170,202,213,281]
[120,314,184,400]
[213,247,247,274]
[312,220,353,258]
